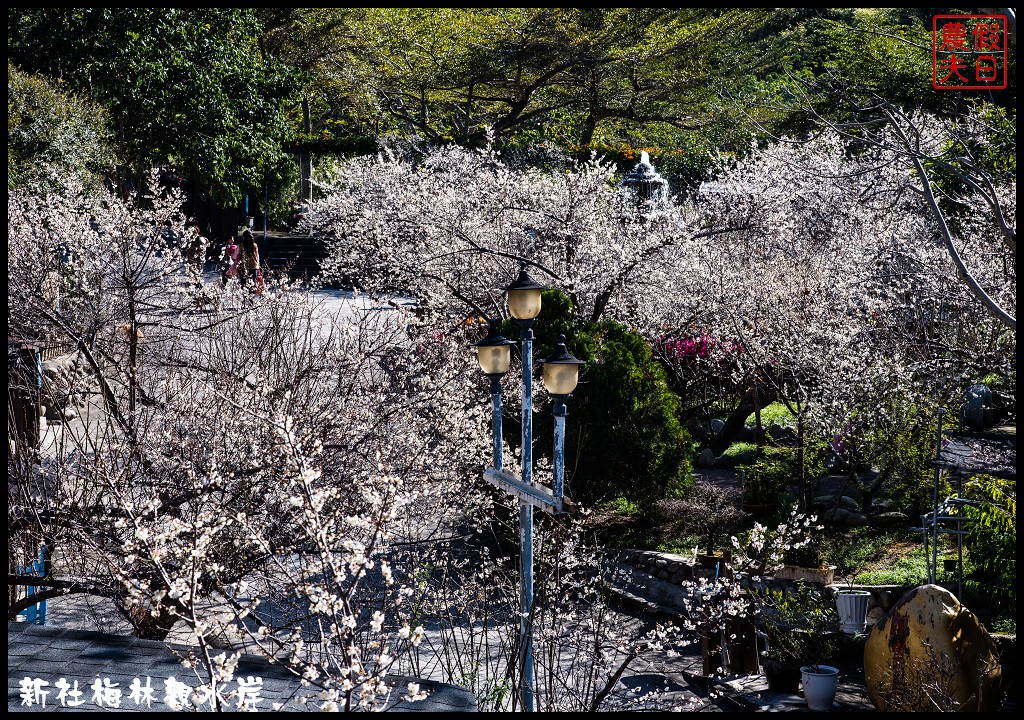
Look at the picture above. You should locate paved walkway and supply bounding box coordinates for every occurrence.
[618,651,876,712]
[9,622,476,713]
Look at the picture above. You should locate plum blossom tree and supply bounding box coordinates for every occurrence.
[9,170,698,711]
[747,80,1016,332]
[305,135,1012,513]
[306,143,737,328]
[651,127,1014,505]
[7,173,498,708]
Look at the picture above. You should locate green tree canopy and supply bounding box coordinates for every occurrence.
[7,62,115,195]
[256,9,806,153]
[8,8,303,204]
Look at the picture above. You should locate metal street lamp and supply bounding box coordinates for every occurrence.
[505,266,545,322]
[539,336,584,510]
[505,264,541,713]
[475,263,574,713]
[473,319,516,469]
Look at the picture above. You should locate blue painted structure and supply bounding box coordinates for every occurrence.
[17,547,47,625]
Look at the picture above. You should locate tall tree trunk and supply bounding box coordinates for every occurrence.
[127,296,138,415]
[709,381,778,454]
[752,381,762,456]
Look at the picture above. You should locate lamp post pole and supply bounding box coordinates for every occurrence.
[473,320,515,472]
[517,316,536,712]
[504,264,543,713]
[551,397,567,505]
[490,374,504,469]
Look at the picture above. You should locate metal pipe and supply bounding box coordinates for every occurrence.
[519,320,535,712]
[491,376,503,470]
[519,502,534,711]
[552,399,567,510]
[932,408,944,584]
[521,323,534,489]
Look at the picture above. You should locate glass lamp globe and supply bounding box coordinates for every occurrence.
[505,267,545,320]
[540,335,585,396]
[472,320,516,376]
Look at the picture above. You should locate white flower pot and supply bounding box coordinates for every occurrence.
[801,664,839,710]
[835,589,871,635]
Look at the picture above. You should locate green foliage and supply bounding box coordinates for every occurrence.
[853,547,929,586]
[801,438,830,484]
[738,457,792,503]
[745,401,795,427]
[8,8,303,204]
[863,404,945,518]
[989,616,1016,635]
[961,475,1016,613]
[602,497,641,516]
[565,319,695,508]
[817,528,919,578]
[7,62,115,194]
[656,534,702,555]
[753,582,839,665]
[276,8,815,153]
[720,441,758,458]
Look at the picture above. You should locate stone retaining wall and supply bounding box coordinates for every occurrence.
[613,549,917,624]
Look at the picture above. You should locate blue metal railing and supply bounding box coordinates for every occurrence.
[17,546,48,624]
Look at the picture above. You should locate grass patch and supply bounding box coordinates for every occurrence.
[852,545,930,585]
[989,615,1016,634]
[601,496,642,516]
[744,401,794,427]
[816,528,933,583]
[656,534,702,556]
[720,442,758,458]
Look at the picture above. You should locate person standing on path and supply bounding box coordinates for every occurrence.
[221,234,241,287]
[239,229,263,292]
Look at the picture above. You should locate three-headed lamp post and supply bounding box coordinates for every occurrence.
[473,265,583,712]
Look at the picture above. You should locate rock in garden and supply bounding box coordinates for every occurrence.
[695,448,716,467]
[864,583,1002,712]
[812,494,860,510]
[720,451,753,467]
[868,511,908,529]
[767,424,796,442]
[820,507,867,526]
[710,418,725,434]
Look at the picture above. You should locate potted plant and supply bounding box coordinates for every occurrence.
[800,662,840,711]
[657,481,745,578]
[753,582,840,700]
[795,593,841,710]
[774,532,837,585]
